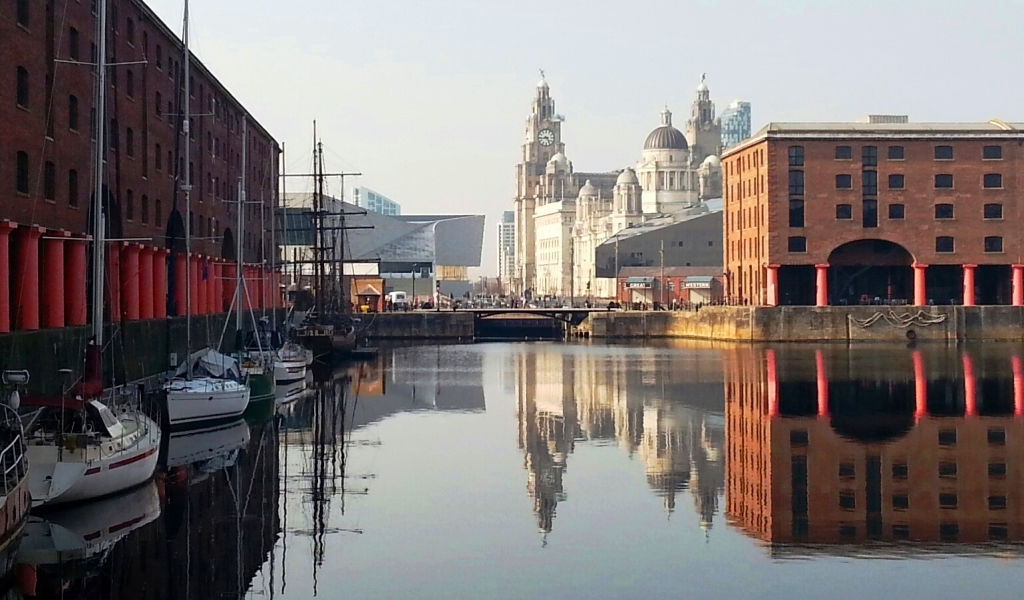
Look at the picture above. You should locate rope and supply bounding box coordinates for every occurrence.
[849,310,948,329]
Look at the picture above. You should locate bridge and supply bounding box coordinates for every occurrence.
[461,307,608,327]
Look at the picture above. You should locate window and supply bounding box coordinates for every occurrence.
[155,92,162,118]
[789,200,804,228]
[893,524,910,539]
[936,236,954,253]
[835,145,852,160]
[989,428,1006,445]
[839,463,855,479]
[43,161,55,201]
[788,170,804,195]
[863,200,878,228]
[935,174,953,189]
[984,204,1003,219]
[839,492,856,510]
[939,429,957,445]
[69,28,80,60]
[935,204,954,219]
[836,204,852,219]
[939,493,958,509]
[155,199,162,226]
[892,462,908,480]
[68,95,79,130]
[889,204,905,220]
[989,496,1007,510]
[888,145,904,160]
[126,71,134,98]
[862,170,877,195]
[156,45,163,69]
[989,462,1007,478]
[984,173,1002,188]
[126,18,135,45]
[990,524,1009,540]
[839,524,857,538]
[862,146,877,166]
[940,523,959,540]
[126,128,134,157]
[835,174,852,189]
[893,494,909,510]
[983,145,1002,160]
[788,146,804,166]
[985,236,1003,253]
[938,461,957,479]
[16,66,29,108]
[155,144,162,171]
[790,430,808,446]
[788,236,807,253]
[15,151,29,194]
[125,190,134,221]
[16,0,28,26]
[888,174,904,189]
[68,169,78,207]
[935,145,954,160]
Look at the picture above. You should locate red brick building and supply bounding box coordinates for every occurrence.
[722,121,1023,306]
[0,0,279,331]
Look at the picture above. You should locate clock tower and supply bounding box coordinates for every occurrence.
[514,74,567,295]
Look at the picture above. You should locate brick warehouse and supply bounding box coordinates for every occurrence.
[0,0,280,332]
[722,120,1024,307]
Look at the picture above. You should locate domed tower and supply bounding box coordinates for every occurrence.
[685,75,723,165]
[544,152,574,203]
[636,108,699,215]
[614,168,641,215]
[698,154,723,201]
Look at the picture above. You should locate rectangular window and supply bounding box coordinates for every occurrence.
[836,174,852,189]
[16,0,28,26]
[863,200,878,228]
[155,199,162,227]
[43,161,55,201]
[938,461,958,479]
[69,27,79,60]
[935,174,954,189]
[839,492,856,510]
[935,204,954,219]
[989,496,1007,510]
[862,146,877,167]
[126,189,134,221]
[836,204,852,219]
[835,145,852,160]
[940,523,959,540]
[68,95,79,130]
[984,203,1003,219]
[936,236,954,253]
[789,170,804,196]
[862,170,878,195]
[15,151,29,194]
[789,200,804,227]
[892,462,909,480]
[984,173,1003,188]
[989,462,1007,478]
[983,145,1002,160]
[935,145,954,160]
[989,428,1006,445]
[141,195,149,224]
[888,204,905,220]
[985,236,1003,253]
[893,524,910,539]
[788,236,807,253]
[888,174,904,189]
[892,494,909,510]
[16,66,29,108]
[788,146,804,166]
[990,524,1009,540]
[68,169,78,207]
[939,493,958,509]
[887,145,904,160]
[839,463,855,479]
[939,429,957,445]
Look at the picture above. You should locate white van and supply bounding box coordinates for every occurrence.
[387,291,408,309]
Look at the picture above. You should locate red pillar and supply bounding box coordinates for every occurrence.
[189,255,200,314]
[913,263,928,307]
[212,261,223,313]
[0,222,14,333]
[206,259,216,314]
[814,264,828,307]
[766,264,780,307]
[64,237,87,326]
[223,263,237,312]
[174,253,188,317]
[242,266,252,311]
[139,246,155,319]
[197,257,209,315]
[963,353,978,417]
[121,244,141,321]
[42,231,68,328]
[1013,356,1024,417]
[962,264,976,306]
[1013,265,1024,307]
[766,349,779,417]
[154,249,169,319]
[816,349,829,418]
[913,350,928,421]
[13,226,44,330]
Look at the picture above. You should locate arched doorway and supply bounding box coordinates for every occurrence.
[827,240,914,305]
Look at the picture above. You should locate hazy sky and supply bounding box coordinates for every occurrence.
[148,0,1024,275]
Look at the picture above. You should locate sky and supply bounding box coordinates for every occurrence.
[147,0,1024,276]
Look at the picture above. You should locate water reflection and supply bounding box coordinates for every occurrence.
[726,345,1024,556]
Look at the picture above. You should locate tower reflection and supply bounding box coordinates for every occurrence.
[726,345,1024,556]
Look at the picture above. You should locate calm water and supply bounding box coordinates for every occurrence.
[14,341,1024,599]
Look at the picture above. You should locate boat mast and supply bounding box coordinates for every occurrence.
[236,116,248,334]
[90,0,108,343]
[182,0,194,378]
[312,123,324,319]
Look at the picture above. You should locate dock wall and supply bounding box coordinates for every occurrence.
[362,312,475,341]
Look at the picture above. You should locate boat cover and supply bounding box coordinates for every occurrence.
[174,348,242,380]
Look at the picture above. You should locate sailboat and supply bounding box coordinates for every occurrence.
[162,0,250,429]
[21,0,161,507]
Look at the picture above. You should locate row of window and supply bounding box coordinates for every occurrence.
[838,491,1007,511]
[791,427,1005,448]
[788,169,1003,195]
[827,202,1004,221]
[787,236,1004,253]
[789,144,1003,166]
[820,522,1013,541]
[838,460,1007,480]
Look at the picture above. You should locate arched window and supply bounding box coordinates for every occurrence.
[68,95,79,130]
[16,66,29,107]
[155,92,162,117]
[126,128,134,157]
[15,151,29,194]
[44,161,56,200]
[126,70,134,98]
[141,194,149,224]
[126,189,134,220]
[155,143,162,171]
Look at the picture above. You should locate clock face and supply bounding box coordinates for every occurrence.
[538,129,555,147]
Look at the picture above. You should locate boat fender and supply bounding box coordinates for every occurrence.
[6,390,19,411]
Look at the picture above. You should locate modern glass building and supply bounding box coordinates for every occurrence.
[720,100,752,149]
[353,186,402,216]
[498,211,516,291]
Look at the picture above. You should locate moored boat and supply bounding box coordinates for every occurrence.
[164,349,251,430]
[0,396,31,582]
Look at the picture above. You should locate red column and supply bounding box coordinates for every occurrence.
[766,264,780,307]
[154,249,169,319]
[139,246,155,319]
[814,264,828,307]
[13,226,44,330]
[913,350,928,421]
[197,257,209,315]
[1013,356,1024,417]
[963,353,978,417]
[913,263,928,307]
[174,253,188,317]
[105,241,122,323]
[189,255,200,314]
[42,231,68,328]
[242,266,252,311]
[0,222,14,333]
[1013,265,1024,307]
[212,261,223,313]
[962,264,976,306]
[223,263,237,312]
[64,237,87,326]
[121,244,141,321]
[206,259,216,314]
[816,349,829,418]
[766,349,779,417]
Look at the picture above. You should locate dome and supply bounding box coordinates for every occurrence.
[644,108,688,151]
[578,179,597,197]
[697,82,708,93]
[549,152,568,166]
[538,78,549,89]
[616,168,638,185]
[701,155,721,168]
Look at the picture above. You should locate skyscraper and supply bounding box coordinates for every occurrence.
[498,211,516,293]
[720,100,752,149]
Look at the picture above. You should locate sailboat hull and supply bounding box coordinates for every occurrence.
[164,377,251,430]
[274,358,307,386]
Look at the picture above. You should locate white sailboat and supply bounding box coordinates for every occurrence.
[162,0,250,427]
[22,0,160,507]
